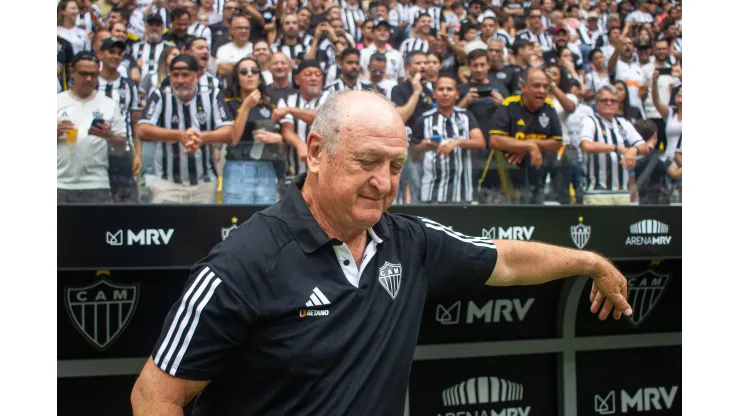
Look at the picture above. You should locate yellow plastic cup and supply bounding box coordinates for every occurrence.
[65,128,78,145]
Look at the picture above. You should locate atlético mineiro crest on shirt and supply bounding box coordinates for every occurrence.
[222,217,238,241]
[378,261,402,300]
[538,112,549,128]
[196,110,208,125]
[570,216,591,249]
[64,271,139,351]
[259,107,271,118]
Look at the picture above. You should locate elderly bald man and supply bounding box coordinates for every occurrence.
[131,90,633,416]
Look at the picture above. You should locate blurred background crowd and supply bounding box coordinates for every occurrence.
[57,0,682,206]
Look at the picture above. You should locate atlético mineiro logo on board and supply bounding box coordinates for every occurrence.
[625,268,671,327]
[570,216,591,249]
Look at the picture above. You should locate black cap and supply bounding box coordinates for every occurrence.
[636,42,651,51]
[145,13,164,24]
[295,59,321,75]
[71,51,100,66]
[100,37,127,52]
[374,19,391,30]
[170,54,199,72]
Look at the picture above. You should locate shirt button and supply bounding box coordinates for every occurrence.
[343,260,350,266]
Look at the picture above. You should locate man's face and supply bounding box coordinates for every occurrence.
[71,60,99,96]
[328,7,341,20]
[469,3,481,17]
[297,9,311,29]
[376,5,388,19]
[145,21,164,43]
[166,0,179,10]
[654,41,669,62]
[521,70,548,109]
[253,42,271,65]
[231,17,251,44]
[542,0,554,12]
[487,42,504,67]
[362,22,375,42]
[554,30,569,48]
[636,47,651,63]
[93,31,112,55]
[407,54,428,79]
[621,38,634,58]
[595,90,618,119]
[183,1,197,20]
[296,68,324,96]
[340,53,361,80]
[517,44,534,62]
[188,39,210,68]
[417,16,431,35]
[425,54,440,78]
[665,25,677,39]
[434,77,459,108]
[608,28,620,43]
[102,46,125,71]
[170,68,197,99]
[270,53,291,79]
[202,0,214,8]
[222,1,239,21]
[171,15,190,35]
[599,0,608,13]
[283,15,299,37]
[550,11,563,27]
[109,11,122,25]
[591,50,605,68]
[111,23,128,41]
[374,26,390,43]
[528,10,542,30]
[469,56,490,83]
[369,59,385,83]
[587,17,599,31]
[481,19,496,39]
[310,99,407,228]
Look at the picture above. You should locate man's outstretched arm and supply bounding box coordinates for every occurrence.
[131,357,209,416]
[487,240,632,321]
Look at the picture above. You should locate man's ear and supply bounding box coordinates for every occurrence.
[306,131,322,174]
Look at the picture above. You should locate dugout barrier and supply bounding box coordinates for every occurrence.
[58,205,682,415]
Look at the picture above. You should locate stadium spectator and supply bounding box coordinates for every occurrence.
[599,26,621,62]
[181,1,212,47]
[252,40,274,83]
[642,38,674,148]
[330,15,357,47]
[543,63,577,205]
[502,0,527,29]
[516,6,554,52]
[359,20,405,82]
[508,39,534,95]
[198,0,221,25]
[487,39,520,96]
[222,57,284,204]
[94,29,142,86]
[488,68,563,204]
[179,37,220,92]
[306,21,343,72]
[631,119,681,205]
[146,0,180,29]
[163,7,195,49]
[342,0,367,43]
[140,45,180,102]
[264,52,297,104]
[576,85,649,205]
[425,51,442,88]
[324,48,374,92]
[252,0,279,43]
[216,15,254,79]
[613,80,643,125]
[608,35,646,118]
[409,0,445,33]
[296,7,315,40]
[272,14,312,68]
[97,37,143,204]
[583,48,610,105]
[57,52,128,204]
[76,0,105,51]
[363,53,398,98]
[276,60,331,179]
[575,10,601,66]
[130,13,173,79]
[494,12,515,50]
[651,71,682,202]
[137,54,234,204]
[58,35,75,91]
[399,13,432,58]
[58,0,88,55]
[209,1,240,58]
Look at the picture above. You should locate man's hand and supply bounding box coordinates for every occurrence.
[297,141,308,162]
[182,128,202,154]
[619,146,637,170]
[254,129,282,144]
[418,138,438,151]
[462,87,480,106]
[89,122,127,146]
[271,107,291,121]
[528,142,543,168]
[132,153,142,176]
[57,120,75,139]
[411,72,423,94]
[490,91,505,106]
[437,139,458,156]
[589,260,633,320]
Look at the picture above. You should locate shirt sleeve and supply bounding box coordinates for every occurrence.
[465,109,480,131]
[622,119,645,147]
[277,98,294,124]
[409,116,424,143]
[109,103,128,139]
[138,89,163,126]
[577,116,597,147]
[489,104,511,136]
[127,79,143,111]
[416,216,498,290]
[212,89,233,128]
[548,106,563,140]
[390,84,408,107]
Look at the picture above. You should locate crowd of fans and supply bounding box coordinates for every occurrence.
[57,0,682,205]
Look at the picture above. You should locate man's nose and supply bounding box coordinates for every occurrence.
[369,166,392,195]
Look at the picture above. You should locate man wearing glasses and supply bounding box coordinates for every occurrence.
[515,6,554,53]
[575,85,650,205]
[209,1,240,57]
[216,15,254,78]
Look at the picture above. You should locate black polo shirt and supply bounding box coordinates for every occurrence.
[224,97,283,162]
[390,79,435,132]
[488,63,524,95]
[151,173,498,415]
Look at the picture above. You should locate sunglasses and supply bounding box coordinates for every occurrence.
[597,98,618,104]
[239,67,261,75]
[76,71,99,78]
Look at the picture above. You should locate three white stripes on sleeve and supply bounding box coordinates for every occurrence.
[154,266,222,376]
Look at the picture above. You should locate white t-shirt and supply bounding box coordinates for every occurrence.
[57,26,88,55]
[359,45,406,82]
[625,10,654,24]
[216,42,254,64]
[551,93,579,146]
[614,59,646,117]
[57,91,127,190]
[584,71,611,105]
[664,106,682,159]
[641,62,675,119]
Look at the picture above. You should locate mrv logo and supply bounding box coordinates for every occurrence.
[594,386,678,414]
[625,219,672,246]
[482,226,535,240]
[439,376,530,416]
[436,299,534,325]
[106,229,174,246]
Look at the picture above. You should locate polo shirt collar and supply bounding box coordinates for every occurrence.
[281,173,390,253]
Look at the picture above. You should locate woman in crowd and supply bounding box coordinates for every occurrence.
[426,52,443,90]
[556,46,583,91]
[614,80,643,125]
[222,57,285,204]
[583,49,610,105]
[57,0,87,55]
[651,70,682,202]
[544,64,578,205]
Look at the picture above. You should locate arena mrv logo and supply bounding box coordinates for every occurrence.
[594,386,679,414]
[106,229,174,246]
[436,299,535,325]
[481,226,535,240]
[625,219,672,246]
[438,376,530,416]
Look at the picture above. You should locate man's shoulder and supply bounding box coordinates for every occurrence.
[218,206,295,263]
[501,94,522,107]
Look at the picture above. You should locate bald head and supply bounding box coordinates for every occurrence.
[313,90,405,155]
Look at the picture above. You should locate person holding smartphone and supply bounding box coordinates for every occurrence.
[641,38,674,150]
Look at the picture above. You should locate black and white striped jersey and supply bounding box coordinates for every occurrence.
[212,0,227,15]
[323,78,374,93]
[277,91,332,176]
[316,38,337,71]
[97,75,142,149]
[494,29,514,50]
[150,6,171,28]
[271,36,311,62]
[516,29,554,52]
[575,26,600,47]
[130,40,175,78]
[138,85,232,185]
[188,23,213,47]
[75,5,102,50]
[389,3,414,28]
[399,37,429,58]
[411,108,481,203]
[597,13,608,34]
[341,6,367,42]
[324,64,341,85]
[577,114,645,192]
[409,5,445,30]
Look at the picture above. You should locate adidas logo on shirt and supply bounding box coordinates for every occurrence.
[299,287,331,318]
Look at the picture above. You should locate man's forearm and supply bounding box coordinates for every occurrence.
[489,134,535,153]
[534,139,562,152]
[136,124,182,142]
[287,108,318,124]
[397,91,421,123]
[487,240,602,286]
[200,126,235,144]
[131,391,184,416]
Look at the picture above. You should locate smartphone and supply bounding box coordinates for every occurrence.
[657,67,672,76]
[430,134,442,144]
[91,118,106,128]
[476,86,494,97]
[430,27,438,37]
